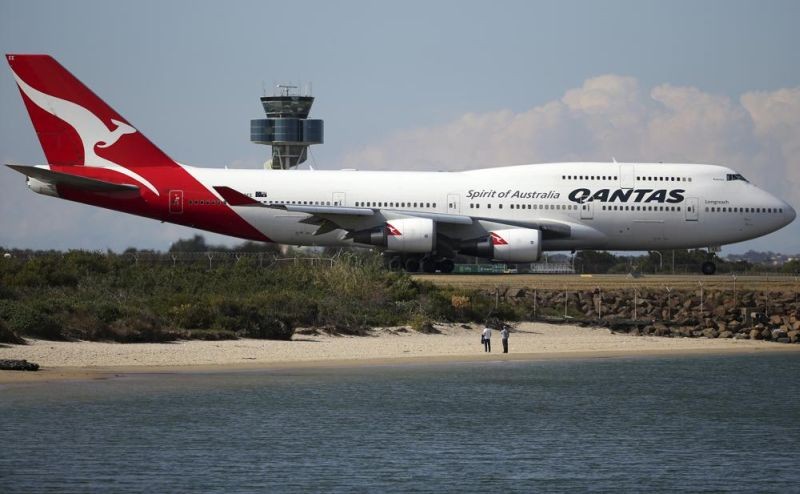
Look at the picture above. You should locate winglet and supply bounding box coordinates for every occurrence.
[213,186,263,206]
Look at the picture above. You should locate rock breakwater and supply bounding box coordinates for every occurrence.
[496,288,800,343]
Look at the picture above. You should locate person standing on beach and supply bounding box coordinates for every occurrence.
[482,326,492,352]
[500,325,509,354]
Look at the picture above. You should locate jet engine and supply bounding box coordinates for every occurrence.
[27,177,59,197]
[460,228,542,262]
[352,217,435,253]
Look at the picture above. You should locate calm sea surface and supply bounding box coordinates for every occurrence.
[1,354,799,493]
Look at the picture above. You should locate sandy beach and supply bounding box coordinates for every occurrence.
[2,322,798,383]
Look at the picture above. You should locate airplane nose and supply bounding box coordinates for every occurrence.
[787,203,797,224]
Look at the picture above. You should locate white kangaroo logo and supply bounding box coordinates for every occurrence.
[97,119,136,148]
[12,71,159,195]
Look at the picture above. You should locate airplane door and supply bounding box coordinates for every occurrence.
[169,190,183,214]
[619,164,635,189]
[332,192,346,206]
[685,197,699,221]
[580,202,594,219]
[447,194,460,214]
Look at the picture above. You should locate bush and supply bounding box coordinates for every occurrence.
[212,300,295,340]
[0,302,65,340]
[105,311,181,343]
[184,329,238,341]
[0,318,25,344]
[169,302,215,330]
[410,313,439,334]
[240,317,294,340]
[61,310,108,341]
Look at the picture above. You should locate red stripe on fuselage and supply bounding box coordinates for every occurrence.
[48,165,272,243]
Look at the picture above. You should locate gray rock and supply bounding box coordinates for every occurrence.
[702,328,718,338]
[771,329,788,340]
[0,359,39,371]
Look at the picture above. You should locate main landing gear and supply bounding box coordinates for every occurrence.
[385,254,454,273]
[701,247,719,275]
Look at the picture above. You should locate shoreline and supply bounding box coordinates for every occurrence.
[2,322,798,384]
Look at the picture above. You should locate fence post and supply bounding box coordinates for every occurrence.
[665,286,672,321]
[698,281,704,320]
[596,286,602,320]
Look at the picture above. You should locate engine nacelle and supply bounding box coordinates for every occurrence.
[352,217,435,253]
[27,177,59,197]
[460,228,542,262]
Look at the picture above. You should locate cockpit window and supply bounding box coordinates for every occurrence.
[726,173,748,182]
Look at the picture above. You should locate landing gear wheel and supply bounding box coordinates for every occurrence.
[387,256,403,272]
[701,261,716,275]
[420,257,437,273]
[436,259,455,274]
[404,257,420,273]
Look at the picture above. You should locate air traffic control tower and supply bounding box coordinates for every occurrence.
[250,85,324,170]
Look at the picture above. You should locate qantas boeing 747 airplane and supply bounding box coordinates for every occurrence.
[5,55,796,274]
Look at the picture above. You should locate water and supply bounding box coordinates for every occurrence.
[2,354,799,493]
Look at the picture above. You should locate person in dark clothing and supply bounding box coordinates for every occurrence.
[500,325,509,353]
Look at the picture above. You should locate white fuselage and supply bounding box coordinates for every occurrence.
[186,162,796,252]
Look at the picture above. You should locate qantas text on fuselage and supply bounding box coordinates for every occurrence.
[4,54,796,273]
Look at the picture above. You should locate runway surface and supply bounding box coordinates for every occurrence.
[412,273,800,291]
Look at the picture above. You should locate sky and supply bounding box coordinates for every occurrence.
[0,0,798,254]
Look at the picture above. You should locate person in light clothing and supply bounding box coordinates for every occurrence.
[482,326,492,352]
[500,326,510,353]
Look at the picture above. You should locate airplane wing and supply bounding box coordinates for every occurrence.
[7,164,140,193]
[214,185,571,239]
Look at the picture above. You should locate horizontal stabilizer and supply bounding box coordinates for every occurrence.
[213,186,265,206]
[6,164,140,193]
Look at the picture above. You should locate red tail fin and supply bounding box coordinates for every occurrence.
[6,54,176,169]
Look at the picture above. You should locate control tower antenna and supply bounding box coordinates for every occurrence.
[250,83,324,170]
